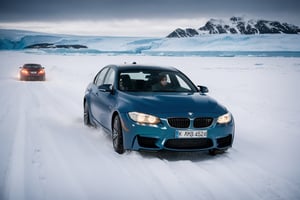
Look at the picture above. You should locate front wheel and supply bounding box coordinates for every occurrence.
[112,115,125,154]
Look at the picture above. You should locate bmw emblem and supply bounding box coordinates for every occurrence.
[188,112,194,117]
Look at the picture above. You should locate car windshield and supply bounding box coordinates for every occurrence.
[23,64,42,69]
[118,69,198,92]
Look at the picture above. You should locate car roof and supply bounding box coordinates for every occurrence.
[107,64,179,72]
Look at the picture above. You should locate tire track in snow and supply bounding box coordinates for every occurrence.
[0,80,18,199]
[2,80,83,200]
[29,123,88,199]
[30,82,86,199]
[2,82,52,200]
[6,81,88,200]
[3,83,28,200]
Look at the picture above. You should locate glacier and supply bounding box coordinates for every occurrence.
[1,29,300,57]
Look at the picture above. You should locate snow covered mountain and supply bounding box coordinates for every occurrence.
[167,17,300,38]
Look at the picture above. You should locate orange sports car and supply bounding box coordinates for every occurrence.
[19,63,46,81]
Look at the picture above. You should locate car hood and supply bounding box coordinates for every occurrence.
[117,92,227,117]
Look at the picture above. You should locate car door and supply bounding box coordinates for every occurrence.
[89,67,109,124]
[97,68,117,129]
[90,67,116,130]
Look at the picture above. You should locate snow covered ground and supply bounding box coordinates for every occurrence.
[0,51,300,200]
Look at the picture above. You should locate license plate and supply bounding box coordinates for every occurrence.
[30,71,37,74]
[176,130,207,138]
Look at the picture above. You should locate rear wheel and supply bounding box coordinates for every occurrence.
[112,115,125,154]
[84,101,92,126]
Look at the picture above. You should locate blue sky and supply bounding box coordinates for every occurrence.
[0,0,299,36]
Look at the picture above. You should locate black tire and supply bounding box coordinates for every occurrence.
[112,115,125,154]
[84,101,92,126]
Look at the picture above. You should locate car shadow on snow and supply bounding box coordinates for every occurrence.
[137,150,230,162]
[91,127,233,162]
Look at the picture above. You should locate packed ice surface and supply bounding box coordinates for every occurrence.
[0,51,300,200]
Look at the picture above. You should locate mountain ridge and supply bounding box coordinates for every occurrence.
[167,17,300,38]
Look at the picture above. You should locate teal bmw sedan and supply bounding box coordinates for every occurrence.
[83,63,234,155]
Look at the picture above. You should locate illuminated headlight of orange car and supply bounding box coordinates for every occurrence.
[21,69,29,75]
[38,69,45,75]
[128,112,160,125]
[217,112,232,124]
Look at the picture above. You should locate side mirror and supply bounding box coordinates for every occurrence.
[98,84,113,93]
[197,85,209,94]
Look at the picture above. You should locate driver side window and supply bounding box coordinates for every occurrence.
[103,69,115,85]
[175,74,191,91]
[94,67,109,87]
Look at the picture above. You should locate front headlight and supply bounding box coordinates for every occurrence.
[217,112,232,124]
[128,112,160,125]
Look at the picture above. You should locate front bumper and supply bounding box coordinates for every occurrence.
[20,73,45,81]
[120,113,235,152]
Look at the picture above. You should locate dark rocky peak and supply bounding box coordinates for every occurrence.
[167,17,300,38]
[230,16,243,22]
[166,28,198,38]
